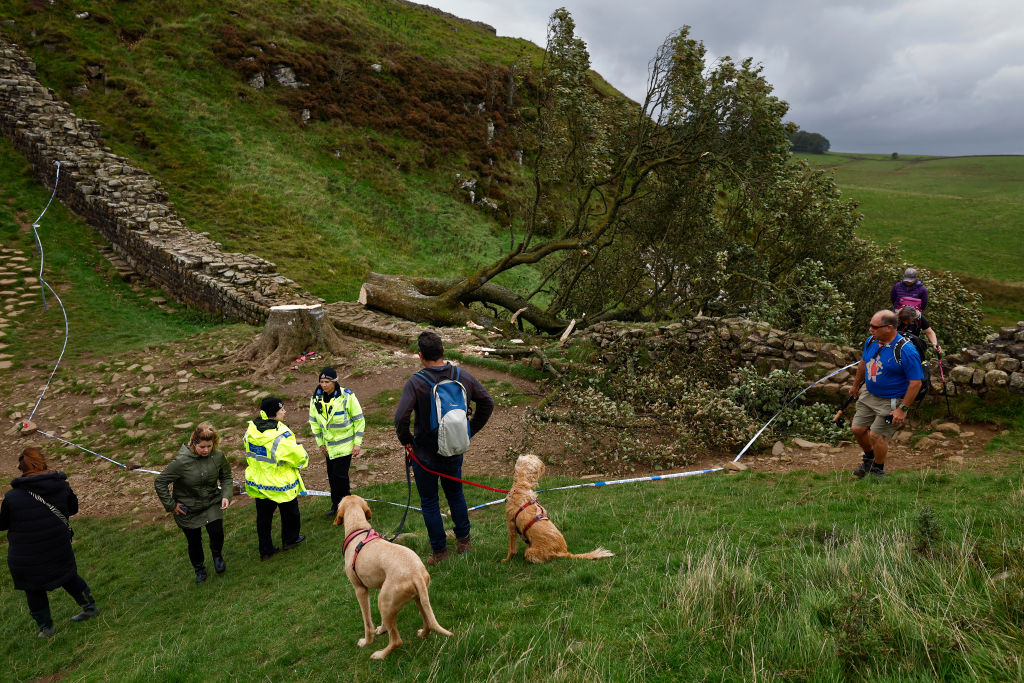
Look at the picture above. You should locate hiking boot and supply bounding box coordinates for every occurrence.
[868,465,886,478]
[456,537,471,555]
[282,534,306,551]
[38,626,55,638]
[324,508,336,518]
[425,550,450,566]
[194,564,207,584]
[213,555,226,574]
[260,546,280,561]
[852,460,874,478]
[70,604,99,622]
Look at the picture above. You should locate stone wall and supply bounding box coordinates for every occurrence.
[578,318,860,395]
[577,317,1024,398]
[0,34,319,325]
[941,322,1024,395]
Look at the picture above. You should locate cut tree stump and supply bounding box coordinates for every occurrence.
[236,304,348,376]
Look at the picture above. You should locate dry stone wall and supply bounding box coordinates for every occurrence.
[0,34,318,325]
[578,317,1024,399]
[942,322,1024,395]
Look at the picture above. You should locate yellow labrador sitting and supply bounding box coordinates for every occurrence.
[503,454,614,563]
[334,495,453,659]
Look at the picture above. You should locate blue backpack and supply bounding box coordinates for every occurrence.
[415,367,471,457]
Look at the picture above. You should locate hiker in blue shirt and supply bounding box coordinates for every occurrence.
[394,331,494,566]
[849,310,924,478]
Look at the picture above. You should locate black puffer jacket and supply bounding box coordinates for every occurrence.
[0,472,78,591]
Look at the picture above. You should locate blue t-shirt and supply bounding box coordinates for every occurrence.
[862,335,924,399]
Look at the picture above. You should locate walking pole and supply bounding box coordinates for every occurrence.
[831,391,858,429]
[936,348,952,418]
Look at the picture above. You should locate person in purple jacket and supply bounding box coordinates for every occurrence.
[890,267,929,311]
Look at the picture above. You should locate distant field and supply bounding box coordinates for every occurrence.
[798,152,1024,325]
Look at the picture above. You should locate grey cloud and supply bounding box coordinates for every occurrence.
[429,1,1024,155]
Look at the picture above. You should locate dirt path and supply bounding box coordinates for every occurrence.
[1,323,1014,521]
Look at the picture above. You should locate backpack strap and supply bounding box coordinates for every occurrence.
[414,370,436,387]
[892,336,907,366]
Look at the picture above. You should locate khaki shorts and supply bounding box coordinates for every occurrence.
[852,391,900,439]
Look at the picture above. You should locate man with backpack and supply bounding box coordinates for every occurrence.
[849,310,924,479]
[394,331,494,565]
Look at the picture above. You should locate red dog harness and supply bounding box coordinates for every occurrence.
[343,528,383,572]
[513,499,549,544]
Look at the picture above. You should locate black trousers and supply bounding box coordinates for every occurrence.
[181,519,224,567]
[325,455,352,511]
[25,574,90,617]
[255,497,300,556]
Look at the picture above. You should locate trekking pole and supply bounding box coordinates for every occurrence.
[936,348,952,418]
[831,386,859,429]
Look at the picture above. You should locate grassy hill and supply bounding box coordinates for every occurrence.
[3,468,1024,681]
[797,152,1024,326]
[0,0,558,303]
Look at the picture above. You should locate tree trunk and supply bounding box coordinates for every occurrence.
[236,304,348,376]
[358,272,569,334]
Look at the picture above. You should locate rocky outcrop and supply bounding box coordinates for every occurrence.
[0,33,318,325]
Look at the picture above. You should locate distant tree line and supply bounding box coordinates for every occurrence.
[788,128,830,154]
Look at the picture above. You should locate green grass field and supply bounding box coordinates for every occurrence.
[797,152,1024,326]
[0,136,228,363]
[3,459,1024,681]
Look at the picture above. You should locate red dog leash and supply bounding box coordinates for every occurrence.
[404,444,509,494]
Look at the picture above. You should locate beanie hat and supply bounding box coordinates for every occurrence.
[319,367,338,381]
[259,396,284,418]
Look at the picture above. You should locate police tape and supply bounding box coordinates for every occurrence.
[465,466,724,512]
[26,161,68,424]
[732,361,860,463]
[35,429,436,514]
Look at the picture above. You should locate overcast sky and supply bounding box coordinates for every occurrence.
[426,0,1024,156]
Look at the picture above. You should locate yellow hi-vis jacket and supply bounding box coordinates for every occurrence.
[243,415,309,503]
[308,388,364,459]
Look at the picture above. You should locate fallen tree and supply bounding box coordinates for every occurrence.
[358,11,791,335]
[358,273,567,333]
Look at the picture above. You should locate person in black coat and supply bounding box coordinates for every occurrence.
[0,448,99,638]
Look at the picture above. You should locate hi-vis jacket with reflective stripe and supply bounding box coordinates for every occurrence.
[243,417,309,503]
[308,388,364,460]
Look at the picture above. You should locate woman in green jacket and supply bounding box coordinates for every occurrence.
[155,424,233,583]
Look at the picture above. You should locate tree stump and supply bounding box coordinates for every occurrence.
[236,304,348,376]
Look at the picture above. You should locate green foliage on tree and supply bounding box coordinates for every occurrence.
[365,8,986,349]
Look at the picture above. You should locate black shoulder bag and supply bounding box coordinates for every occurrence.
[26,490,74,538]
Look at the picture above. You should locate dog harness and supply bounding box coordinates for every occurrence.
[513,499,549,544]
[343,528,383,572]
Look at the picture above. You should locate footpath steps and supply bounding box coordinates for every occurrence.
[0,244,37,370]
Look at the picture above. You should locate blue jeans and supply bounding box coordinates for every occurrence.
[410,451,470,553]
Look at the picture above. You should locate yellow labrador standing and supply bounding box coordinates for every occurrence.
[334,495,453,659]
[503,454,614,563]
